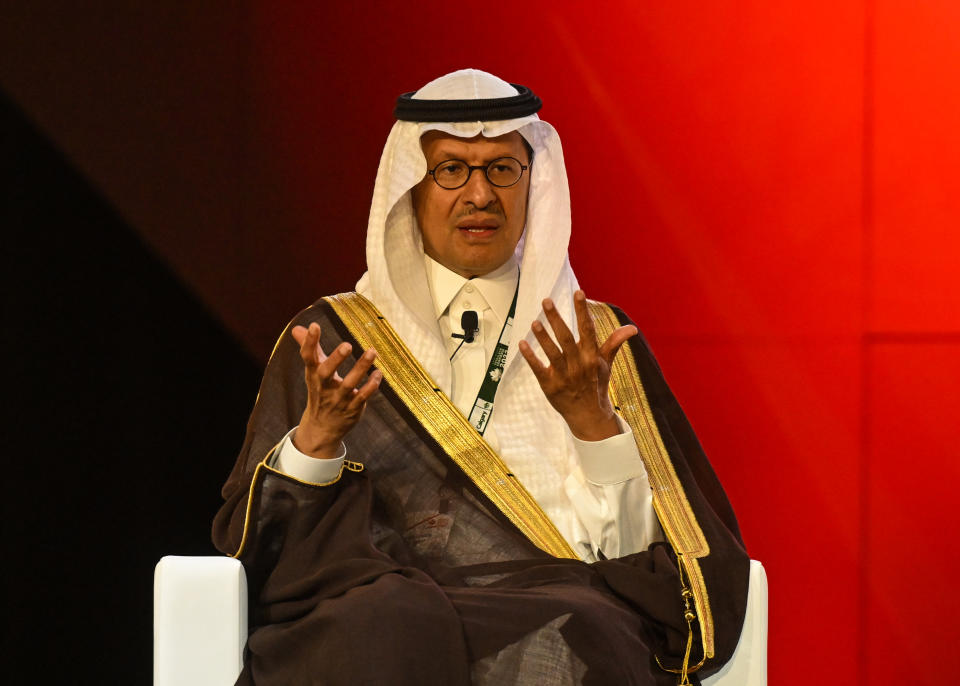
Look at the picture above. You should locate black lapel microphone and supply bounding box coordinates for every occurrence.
[452,310,479,343]
[450,310,479,360]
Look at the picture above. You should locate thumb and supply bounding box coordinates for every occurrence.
[600,325,638,364]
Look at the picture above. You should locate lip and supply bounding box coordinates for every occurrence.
[456,226,500,241]
[456,218,500,230]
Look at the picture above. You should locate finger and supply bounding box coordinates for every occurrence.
[542,298,578,358]
[599,325,638,364]
[518,339,550,381]
[573,291,599,355]
[298,323,323,367]
[531,320,564,368]
[293,322,322,349]
[340,348,377,392]
[350,369,383,406]
[315,341,353,383]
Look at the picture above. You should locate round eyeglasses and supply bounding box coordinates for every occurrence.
[427,157,529,190]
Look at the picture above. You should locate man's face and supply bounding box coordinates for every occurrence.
[412,131,531,278]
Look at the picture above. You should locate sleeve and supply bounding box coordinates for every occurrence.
[563,415,661,560]
[271,426,347,483]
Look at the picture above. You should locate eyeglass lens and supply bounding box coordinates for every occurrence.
[433,157,523,189]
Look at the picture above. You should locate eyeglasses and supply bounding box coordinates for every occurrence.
[427,157,529,190]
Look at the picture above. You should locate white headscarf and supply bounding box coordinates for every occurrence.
[357,69,585,520]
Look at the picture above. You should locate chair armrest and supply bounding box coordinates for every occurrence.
[702,559,769,686]
[153,555,247,686]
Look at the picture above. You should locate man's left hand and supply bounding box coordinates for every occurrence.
[518,290,637,442]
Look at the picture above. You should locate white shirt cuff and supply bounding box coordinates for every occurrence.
[272,427,346,484]
[571,414,646,485]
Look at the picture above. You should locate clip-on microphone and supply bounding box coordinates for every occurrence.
[450,310,479,359]
[453,311,479,343]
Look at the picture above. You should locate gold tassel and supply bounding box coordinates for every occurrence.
[655,554,705,685]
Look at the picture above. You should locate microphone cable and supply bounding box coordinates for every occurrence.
[450,310,479,360]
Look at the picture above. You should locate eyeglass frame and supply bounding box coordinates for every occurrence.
[426,156,529,190]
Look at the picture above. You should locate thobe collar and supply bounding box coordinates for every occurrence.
[424,254,519,323]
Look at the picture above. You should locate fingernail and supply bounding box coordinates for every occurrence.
[339,343,351,354]
[532,321,543,331]
[543,299,554,311]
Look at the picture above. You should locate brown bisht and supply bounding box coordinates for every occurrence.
[213,294,750,686]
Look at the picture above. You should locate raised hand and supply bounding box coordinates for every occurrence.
[290,323,382,459]
[517,290,637,442]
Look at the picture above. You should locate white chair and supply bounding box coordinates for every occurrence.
[154,556,767,686]
[154,556,247,686]
[702,560,768,685]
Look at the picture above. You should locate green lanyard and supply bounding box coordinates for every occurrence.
[467,283,519,435]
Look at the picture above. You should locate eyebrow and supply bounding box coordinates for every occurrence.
[431,148,516,163]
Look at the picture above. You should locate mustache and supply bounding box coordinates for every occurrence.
[456,205,505,220]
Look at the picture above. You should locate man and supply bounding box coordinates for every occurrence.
[214,69,749,685]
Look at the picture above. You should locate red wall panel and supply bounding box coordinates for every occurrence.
[654,340,861,682]
[553,2,864,339]
[872,1,960,332]
[865,343,960,684]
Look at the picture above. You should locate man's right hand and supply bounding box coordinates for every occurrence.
[290,323,382,460]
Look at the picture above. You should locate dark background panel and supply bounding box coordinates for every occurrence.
[2,92,260,683]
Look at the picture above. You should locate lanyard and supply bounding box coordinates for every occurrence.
[466,283,519,435]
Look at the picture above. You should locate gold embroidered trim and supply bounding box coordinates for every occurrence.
[588,301,715,659]
[683,558,713,659]
[231,445,273,559]
[324,292,578,560]
[253,320,296,409]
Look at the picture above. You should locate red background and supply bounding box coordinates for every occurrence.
[3,1,959,682]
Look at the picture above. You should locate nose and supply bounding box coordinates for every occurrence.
[461,167,498,209]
